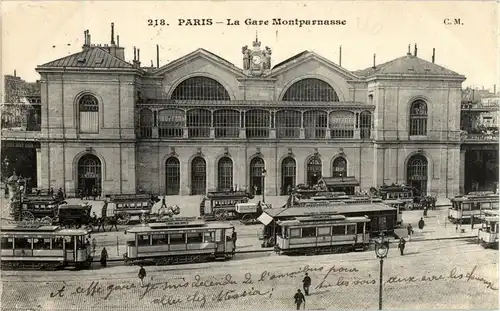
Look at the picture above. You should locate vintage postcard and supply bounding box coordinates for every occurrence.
[1,1,498,310]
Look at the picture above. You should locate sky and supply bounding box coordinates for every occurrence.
[1,1,498,91]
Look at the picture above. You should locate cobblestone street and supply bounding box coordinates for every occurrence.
[2,239,498,310]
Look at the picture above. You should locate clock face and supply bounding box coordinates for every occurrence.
[252,55,262,64]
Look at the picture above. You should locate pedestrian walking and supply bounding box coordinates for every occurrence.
[302,273,312,296]
[407,223,413,241]
[138,265,147,286]
[398,237,406,255]
[423,206,428,217]
[92,237,97,254]
[294,289,306,310]
[161,196,167,209]
[231,230,237,250]
[100,247,108,268]
[418,217,425,233]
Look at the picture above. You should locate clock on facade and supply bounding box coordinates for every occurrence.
[252,55,262,64]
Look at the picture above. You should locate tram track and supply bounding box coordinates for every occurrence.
[2,237,491,281]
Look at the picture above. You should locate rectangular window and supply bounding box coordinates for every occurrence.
[1,237,13,249]
[187,232,203,243]
[290,228,301,238]
[169,233,186,244]
[138,235,151,246]
[347,225,356,235]
[317,226,331,236]
[152,234,167,245]
[462,203,471,211]
[80,111,99,133]
[33,238,51,249]
[302,227,316,237]
[203,232,214,242]
[332,225,345,235]
[356,222,365,234]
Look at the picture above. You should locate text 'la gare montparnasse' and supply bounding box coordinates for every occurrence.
[178,18,347,27]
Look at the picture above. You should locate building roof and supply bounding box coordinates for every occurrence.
[272,51,309,70]
[38,47,134,69]
[353,54,462,77]
[320,177,360,187]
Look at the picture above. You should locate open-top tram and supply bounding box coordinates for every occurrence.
[448,192,499,224]
[274,215,371,255]
[0,222,93,270]
[123,218,236,266]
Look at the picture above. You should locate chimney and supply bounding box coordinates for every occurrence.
[117,35,120,47]
[134,47,137,61]
[414,43,418,57]
[88,33,92,45]
[157,45,160,68]
[432,48,435,63]
[14,69,16,77]
[372,54,376,69]
[84,30,88,45]
[407,44,411,56]
[494,84,496,94]
[137,49,141,62]
[339,45,342,67]
[111,22,115,45]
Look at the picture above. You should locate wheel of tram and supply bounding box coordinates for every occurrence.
[21,211,35,221]
[117,213,131,225]
[214,210,226,221]
[241,214,254,224]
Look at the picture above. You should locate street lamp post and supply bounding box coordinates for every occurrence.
[374,234,390,310]
[261,169,267,203]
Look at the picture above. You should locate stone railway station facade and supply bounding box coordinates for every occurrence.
[33,25,466,197]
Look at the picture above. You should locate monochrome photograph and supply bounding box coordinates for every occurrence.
[1,1,498,310]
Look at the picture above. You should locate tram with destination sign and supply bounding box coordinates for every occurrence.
[200,190,254,221]
[448,192,499,224]
[477,214,499,249]
[102,194,159,225]
[123,218,236,265]
[0,222,93,270]
[274,215,371,255]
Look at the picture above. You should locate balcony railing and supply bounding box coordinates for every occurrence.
[463,132,499,142]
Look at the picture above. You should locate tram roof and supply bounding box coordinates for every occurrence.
[451,195,499,202]
[0,225,91,236]
[125,221,233,234]
[263,202,396,218]
[58,204,91,210]
[277,215,370,226]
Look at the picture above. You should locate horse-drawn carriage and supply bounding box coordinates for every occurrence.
[19,196,92,228]
[371,184,436,210]
[200,190,255,221]
[101,194,160,225]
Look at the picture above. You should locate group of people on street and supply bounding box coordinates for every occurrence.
[293,273,312,309]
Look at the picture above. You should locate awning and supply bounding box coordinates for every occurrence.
[257,212,274,226]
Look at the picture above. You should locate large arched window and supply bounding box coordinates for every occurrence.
[78,154,101,195]
[282,78,339,102]
[191,157,206,195]
[359,111,372,139]
[79,94,99,133]
[138,108,153,138]
[217,157,233,191]
[281,157,296,195]
[409,100,428,136]
[276,110,301,138]
[245,109,270,138]
[214,109,240,138]
[165,157,180,195]
[407,154,428,195]
[329,111,355,138]
[332,157,347,178]
[304,110,327,139]
[306,156,322,185]
[171,77,230,100]
[158,109,184,138]
[187,109,211,138]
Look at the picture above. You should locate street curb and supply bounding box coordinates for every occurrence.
[391,235,476,243]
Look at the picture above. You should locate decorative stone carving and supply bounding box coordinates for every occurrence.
[170,147,177,156]
[224,147,230,156]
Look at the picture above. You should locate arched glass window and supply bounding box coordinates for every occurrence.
[282,78,339,102]
[306,156,322,185]
[138,108,153,138]
[409,100,428,136]
[217,157,233,191]
[359,111,372,139]
[78,154,101,195]
[304,110,327,139]
[332,157,347,178]
[276,110,301,138]
[191,157,206,195]
[281,157,296,195]
[329,111,355,138]
[245,109,270,138]
[214,109,240,138]
[249,157,265,195]
[158,109,184,138]
[165,157,180,195]
[171,77,230,100]
[407,154,428,195]
[187,109,211,138]
[79,95,99,133]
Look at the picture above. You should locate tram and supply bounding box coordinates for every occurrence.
[448,192,499,224]
[274,215,371,255]
[200,190,254,220]
[0,221,93,270]
[477,214,499,249]
[123,218,236,266]
[18,195,66,222]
